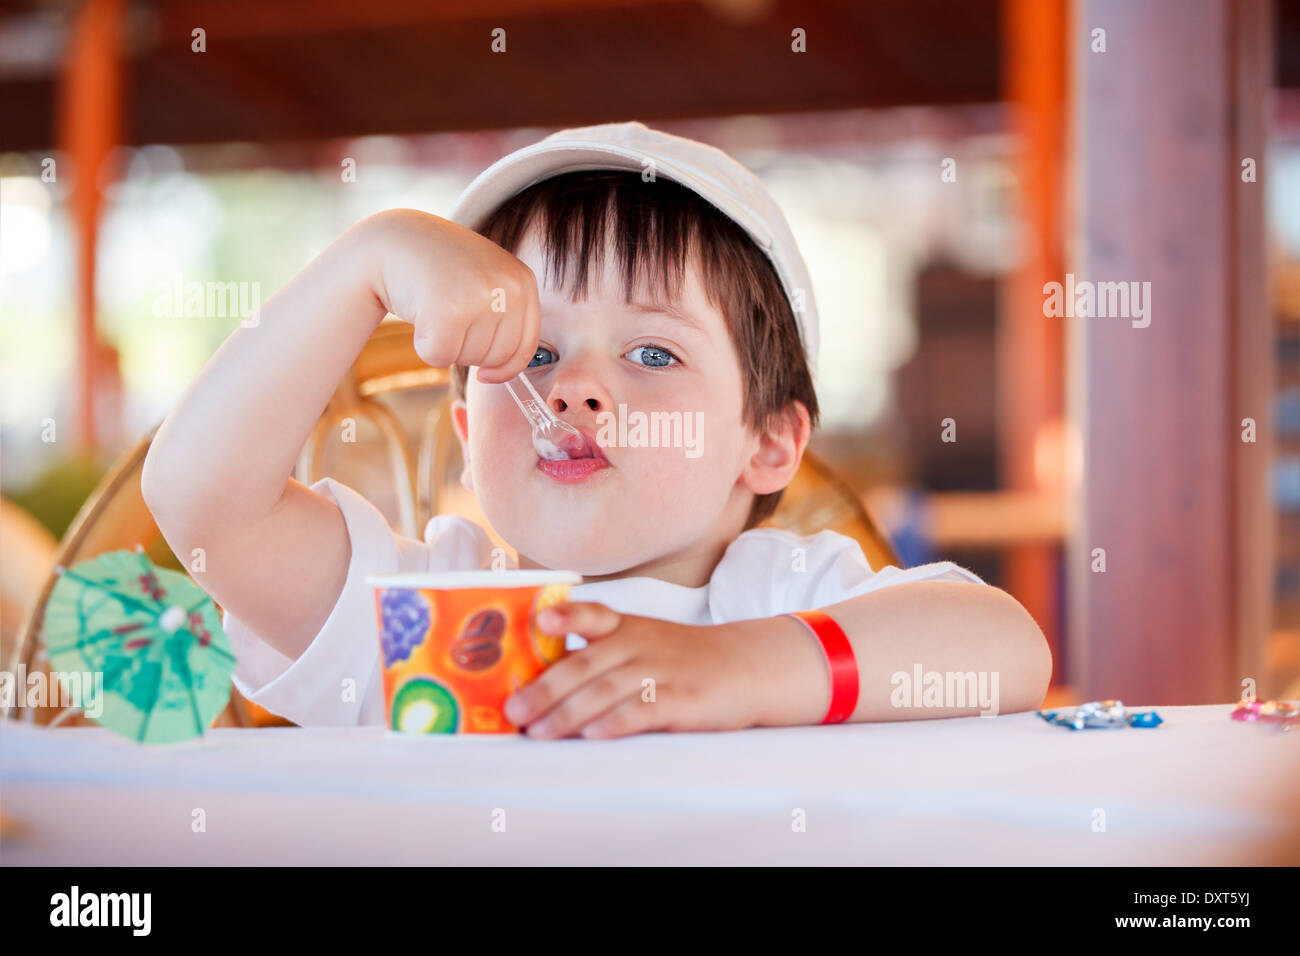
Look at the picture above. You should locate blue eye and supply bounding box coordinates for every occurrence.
[528,347,557,368]
[626,345,678,368]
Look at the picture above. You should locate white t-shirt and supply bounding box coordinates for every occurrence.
[222,477,984,727]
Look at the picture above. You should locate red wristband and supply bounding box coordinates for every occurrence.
[787,609,859,724]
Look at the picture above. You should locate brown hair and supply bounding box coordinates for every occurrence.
[451,169,818,528]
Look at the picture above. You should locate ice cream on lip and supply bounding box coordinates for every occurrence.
[549,426,608,462]
[536,425,610,483]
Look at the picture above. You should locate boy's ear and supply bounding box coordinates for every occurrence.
[451,398,473,491]
[740,401,811,497]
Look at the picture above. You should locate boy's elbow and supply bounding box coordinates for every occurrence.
[141,441,193,541]
[989,587,1052,714]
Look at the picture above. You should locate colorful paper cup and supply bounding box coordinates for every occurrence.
[366,570,580,735]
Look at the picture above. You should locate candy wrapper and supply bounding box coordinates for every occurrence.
[1230,699,1299,728]
[1037,699,1162,730]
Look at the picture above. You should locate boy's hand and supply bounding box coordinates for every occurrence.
[364,209,540,383]
[503,602,760,739]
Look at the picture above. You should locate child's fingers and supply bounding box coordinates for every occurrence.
[412,320,467,370]
[460,318,504,376]
[519,284,541,366]
[538,602,622,639]
[578,693,665,740]
[480,283,540,383]
[474,316,524,383]
[504,626,634,728]
[525,663,647,740]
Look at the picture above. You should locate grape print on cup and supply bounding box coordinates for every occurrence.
[380,589,431,667]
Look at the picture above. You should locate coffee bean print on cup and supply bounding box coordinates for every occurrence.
[449,608,507,671]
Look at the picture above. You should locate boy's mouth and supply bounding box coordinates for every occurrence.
[538,427,609,483]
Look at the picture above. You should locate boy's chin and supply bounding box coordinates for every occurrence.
[509,535,663,578]
[517,548,639,578]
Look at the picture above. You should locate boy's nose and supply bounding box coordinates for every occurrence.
[546,365,611,417]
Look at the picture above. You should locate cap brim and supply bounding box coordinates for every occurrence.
[450,141,773,251]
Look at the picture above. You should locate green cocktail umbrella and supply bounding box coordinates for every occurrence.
[42,546,235,744]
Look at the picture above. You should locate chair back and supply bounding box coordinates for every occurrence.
[764,451,900,571]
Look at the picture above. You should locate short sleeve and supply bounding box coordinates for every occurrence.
[222,477,494,727]
[706,527,985,623]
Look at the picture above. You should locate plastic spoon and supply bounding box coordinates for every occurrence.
[503,371,581,460]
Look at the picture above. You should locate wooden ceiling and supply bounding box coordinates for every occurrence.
[4,0,1300,153]
[1,0,1003,151]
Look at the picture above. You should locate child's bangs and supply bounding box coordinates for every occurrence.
[477,171,709,311]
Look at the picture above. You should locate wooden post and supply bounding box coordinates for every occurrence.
[1002,0,1068,688]
[1068,0,1274,703]
[1229,0,1277,701]
[58,0,125,454]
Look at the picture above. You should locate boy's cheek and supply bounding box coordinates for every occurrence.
[467,396,534,460]
[622,447,730,511]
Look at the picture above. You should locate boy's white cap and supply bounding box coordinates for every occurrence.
[450,120,819,377]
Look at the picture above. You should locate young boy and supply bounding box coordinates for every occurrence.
[142,121,1051,738]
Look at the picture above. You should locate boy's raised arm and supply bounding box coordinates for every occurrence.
[142,210,540,661]
[142,217,389,660]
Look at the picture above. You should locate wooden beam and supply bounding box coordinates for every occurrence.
[0,0,1002,152]
[1068,0,1274,704]
[154,0,693,40]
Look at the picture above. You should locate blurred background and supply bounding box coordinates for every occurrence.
[1,0,1297,710]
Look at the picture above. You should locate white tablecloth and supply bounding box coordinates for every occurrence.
[2,704,1297,865]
